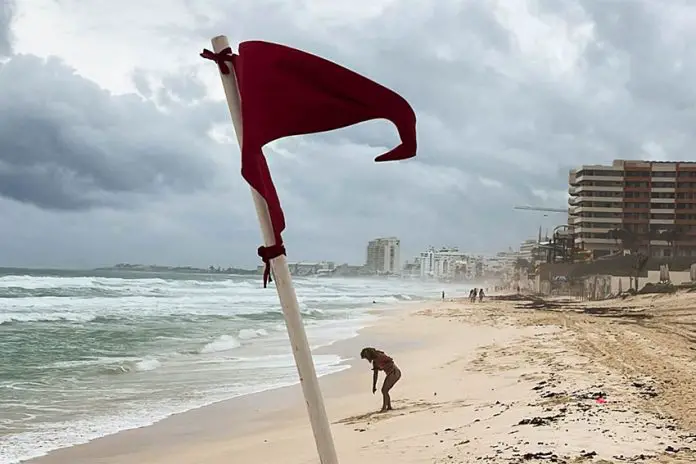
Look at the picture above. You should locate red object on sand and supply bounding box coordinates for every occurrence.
[596,397,606,404]
[201,41,417,286]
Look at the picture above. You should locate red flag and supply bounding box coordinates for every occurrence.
[202,41,417,286]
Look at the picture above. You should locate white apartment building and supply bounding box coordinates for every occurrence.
[365,237,401,274]
[259,261,335,276]
[401,258,422,278]
[485,250,518,276]
[418,246,474,280]
[518,239,537,262]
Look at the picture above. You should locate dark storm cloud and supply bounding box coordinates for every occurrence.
[581,0,696,107]
[0,55,227,210]
[179,0,696,257]
[9,0,696,268]
[0,0,13,56]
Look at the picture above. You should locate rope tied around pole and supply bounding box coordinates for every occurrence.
[258,244,286,288]
[200,47,235,74]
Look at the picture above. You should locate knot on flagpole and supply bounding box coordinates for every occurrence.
[200,47,235,74]
[258,244,286,288]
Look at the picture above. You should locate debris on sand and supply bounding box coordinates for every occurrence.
[514,297,562,310]
[631,379,659,398]
[638,282,677,295]
[489,294,568,310]
[516,415,562,426]
[519,451,561,461]
[491,294,534,302]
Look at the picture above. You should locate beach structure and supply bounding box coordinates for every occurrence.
[201,36,417,464]
[569,160,696,259]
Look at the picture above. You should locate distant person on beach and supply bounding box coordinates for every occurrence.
[441,290,445,300]
[472,288,478,303]
[360,347,401,412]
[478,288,485,302]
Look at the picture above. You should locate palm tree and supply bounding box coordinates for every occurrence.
[606,228,636,254]
[656,228,679,258]
[514,258,531,273]
[631,252,649,291]
[607,228,622,253]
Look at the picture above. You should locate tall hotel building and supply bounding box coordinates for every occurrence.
[568,160,696,258]
[365,237,401,274]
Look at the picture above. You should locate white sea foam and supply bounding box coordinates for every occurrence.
[134,358,161,372]
[0,357,349,464]
[198,335,241,354]
[0,272,454,464]
[238,328,269,340]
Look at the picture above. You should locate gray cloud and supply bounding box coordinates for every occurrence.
[161,69,207,101]
[131,68,153,98]
[5,0,696,268]
[0,0,13,56]
[0,55,229,210]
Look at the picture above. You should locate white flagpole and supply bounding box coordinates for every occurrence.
[209,35,339,464]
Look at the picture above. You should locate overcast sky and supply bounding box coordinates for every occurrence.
[1,0,695,269]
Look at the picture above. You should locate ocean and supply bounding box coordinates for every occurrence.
[0,268,453,463]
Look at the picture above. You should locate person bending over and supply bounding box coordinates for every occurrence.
[360,347,401,412]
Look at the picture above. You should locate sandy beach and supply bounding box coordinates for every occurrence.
[29,293,696,464]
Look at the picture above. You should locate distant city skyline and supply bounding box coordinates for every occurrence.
[0,231,554,293]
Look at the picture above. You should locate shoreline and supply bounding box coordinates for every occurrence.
[21,300,427,464]
[27,293,696,463]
